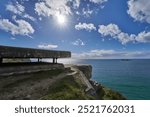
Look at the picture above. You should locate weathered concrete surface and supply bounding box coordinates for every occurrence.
[0,68,70,100]
[0,62,64,76]
[0,45,71,59]
[3,58,31,63]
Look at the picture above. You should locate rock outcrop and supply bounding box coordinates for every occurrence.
[75,65,92,80]
[69,65,126,100]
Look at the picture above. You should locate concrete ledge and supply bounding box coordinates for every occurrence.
[0,62,65,76]
[0,45,71,64]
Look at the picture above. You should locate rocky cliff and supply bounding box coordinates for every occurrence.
[0,63,126,100]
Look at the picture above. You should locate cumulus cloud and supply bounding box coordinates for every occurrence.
[35,0,72,18]
[98,24,121,37]
[72,49,116,59]
[23,14,35,21]
[38,44,58,49]
[127,0,150,24]
[75,22,96,32]
[34,0,109,19]
[89,0,108,4]
[6,2,24,15]
[98,23,150,44]
[0,18,34,36]
[82,8,93,17]
[72,49,150,59]
[73,0,80,8]
[6,2,35,21]
[72,39,85,46]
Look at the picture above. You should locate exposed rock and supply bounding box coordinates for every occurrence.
[75,65,92,80]
[89,80,126,100]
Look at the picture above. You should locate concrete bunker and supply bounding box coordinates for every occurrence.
[0,45,71,64]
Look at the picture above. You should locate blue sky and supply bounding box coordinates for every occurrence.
[0,0,150,59]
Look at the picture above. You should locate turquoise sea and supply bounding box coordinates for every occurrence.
[61,59,150,100]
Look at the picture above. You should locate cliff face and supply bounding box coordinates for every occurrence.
[0,63,126,100]
[75,65,92,80]
[67,65,126,100]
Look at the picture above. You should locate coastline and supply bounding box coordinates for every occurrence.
[0,63,126,100]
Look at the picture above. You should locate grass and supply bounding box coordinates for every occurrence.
[96,86,126,100]
[41,75,95,100]
[0,67,126,100]
[38,70,126,100]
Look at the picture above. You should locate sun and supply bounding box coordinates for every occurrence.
[56,14,66,25]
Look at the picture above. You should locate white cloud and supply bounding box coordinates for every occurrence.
[89,0,108,4]
[75,11,80,15]
[6,2,35,21]
[127,0,150,24]
[38,44,58,49]
[90,49,115,54]
[73,0,80,8]
[98,24,121,37]
[23,14,35,21]
[72,39,85,46]
[136,31,150,42]
[0,18,34,36]
[75,22,96,32]
[34,0,108,19]
[72,49,150,59]
[98,23,150,44]
[11,37,16,40]
[72,49,116,59]
[35,0,72,18]
[82,8,93,17]
[6,2,25,15]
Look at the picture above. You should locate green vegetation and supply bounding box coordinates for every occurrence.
[96,86,126,100]
[0,65,126,100]
[41,75,126,100]
[41,76,95,100]
[39,70,125,100]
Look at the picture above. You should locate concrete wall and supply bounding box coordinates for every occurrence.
[0,45,71,59]
[0,63,65,76]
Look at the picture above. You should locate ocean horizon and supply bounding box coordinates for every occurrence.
[59,59,150,100]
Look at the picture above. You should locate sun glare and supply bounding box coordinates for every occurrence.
[56,14,66,25]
